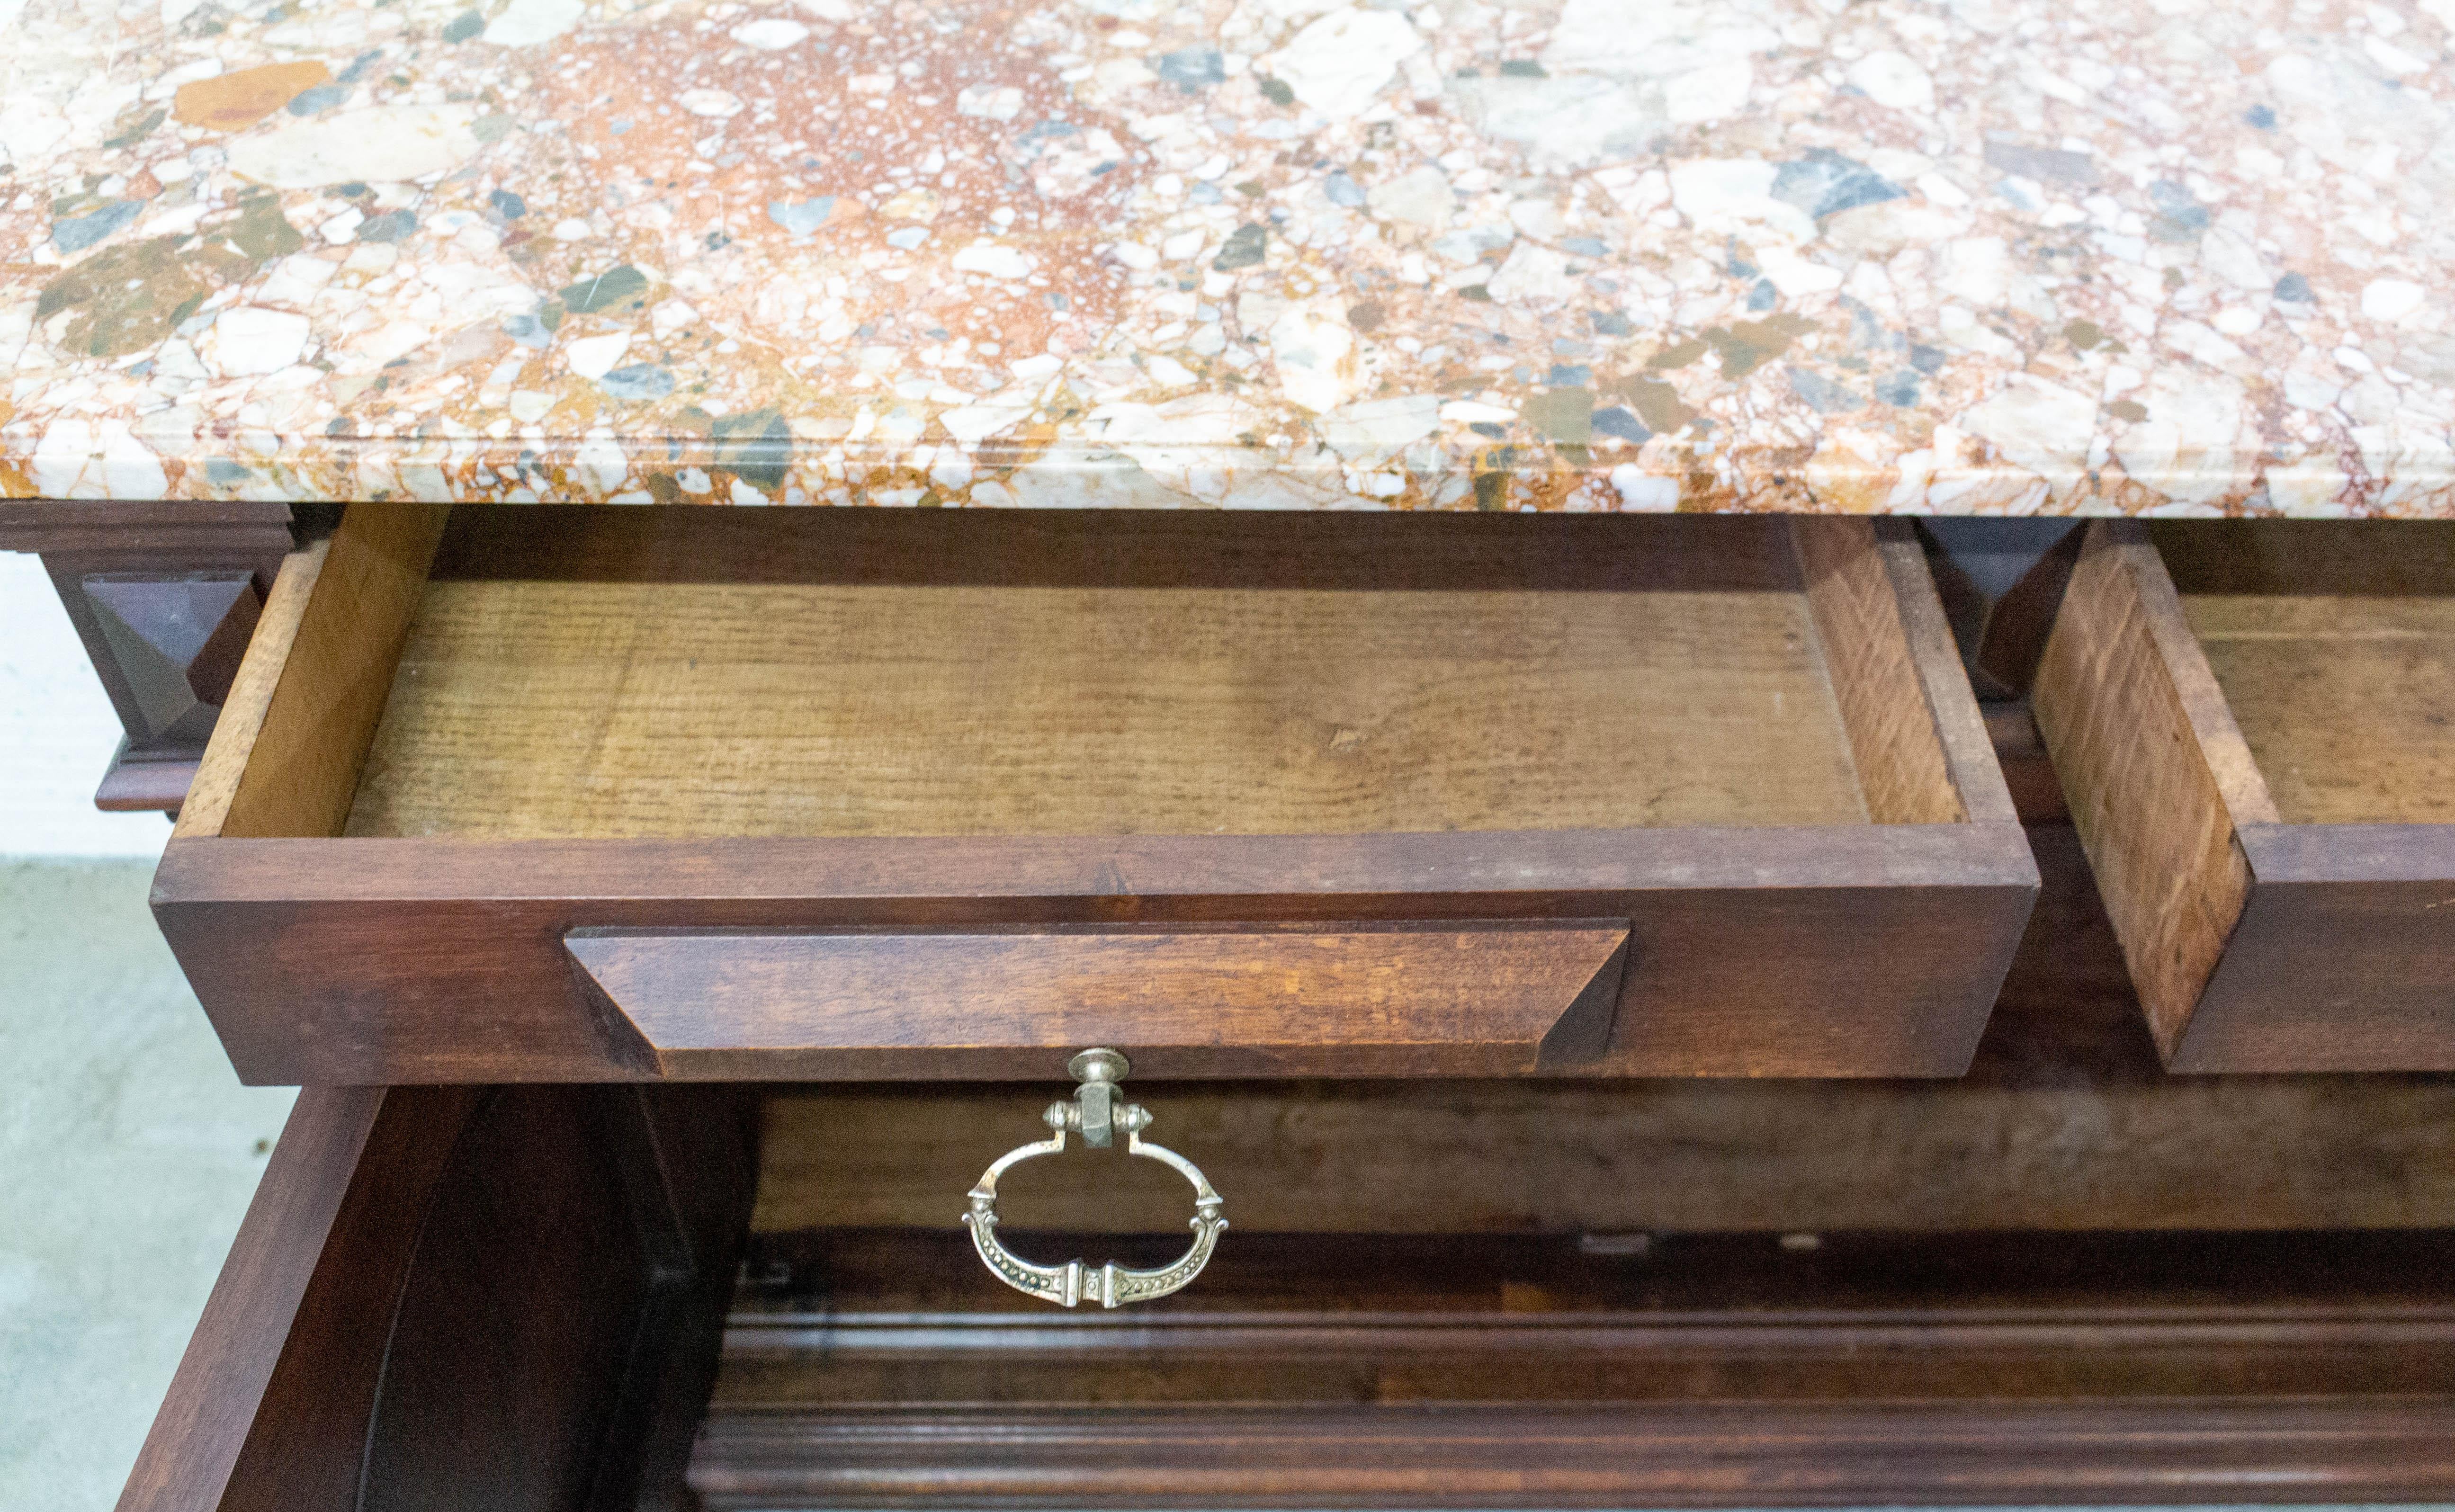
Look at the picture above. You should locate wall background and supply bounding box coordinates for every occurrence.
[3,535,287,1510]
[0,551,178,859]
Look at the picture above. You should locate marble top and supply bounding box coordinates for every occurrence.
[3,0,2451,514]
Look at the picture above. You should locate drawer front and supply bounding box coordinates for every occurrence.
[153,505,2035,1085]
[2033,520,2455,1071]
[567,922,1630,1079]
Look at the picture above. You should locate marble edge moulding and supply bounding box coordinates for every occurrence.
[2,0,2454,514]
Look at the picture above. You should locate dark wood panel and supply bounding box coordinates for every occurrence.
[10,502,296,811]
[116,1086,471,1512]
[426,503,1812,591]
[692,1399,2455,1508]
[751,824,2455,1237]
[568,922,1631,1079]
[95,757,199,813]
[692,1228,2455,1507]
[117,1085,758,1512]
[0,500,294,553]
[155,823,2034,1083]
[2173,823,2455,1072]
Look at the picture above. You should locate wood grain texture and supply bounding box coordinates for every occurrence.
[693,1229,2455,1507]
[2152,525,2454,776]
[216,502,446,839]
[1874,523,2020,824]
[568,922,1631,1080]
[154,822,2034,1083]
[172,541,327,840]
[1790,517,1966,824]
[0,500,294,553]
[348,575,1866,840]
[2041,520,2455,1071]
[750,824,2455,1235]
[116,1085,757,1512]
[2178,579,2455,826]
[154,505,2036,1083]
[2173,823,2455,1072]
[380,506,1880,842]
[95,757,200,813]
[754,1073,2455,1235]
[692,1398,2455,1507]
[115,1085,473,1512]
[2030,521,2272,1056]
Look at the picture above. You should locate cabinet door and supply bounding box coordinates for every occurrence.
[115,1084,754,1512]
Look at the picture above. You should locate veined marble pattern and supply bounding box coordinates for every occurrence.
[2,0,2452,512]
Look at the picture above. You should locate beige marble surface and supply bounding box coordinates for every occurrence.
[3,0,2452,513]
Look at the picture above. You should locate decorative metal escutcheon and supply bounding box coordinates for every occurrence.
[961,1049,1227,1308]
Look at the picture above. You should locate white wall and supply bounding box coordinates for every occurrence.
[0,552,176,858]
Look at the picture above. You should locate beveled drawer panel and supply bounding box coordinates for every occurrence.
[152,504,2034,1083]
[566,921,1631,1079]
[2034,520,2455,1072]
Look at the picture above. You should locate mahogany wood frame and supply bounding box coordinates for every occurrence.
[693,1228,2455,1508]
[115,1082,756,1512]
[151,504,2036,1084]
[0,501,297,811]
[113,681,2455,1511]
[693,1399,2455,1507]
[2032,520,2455,1071]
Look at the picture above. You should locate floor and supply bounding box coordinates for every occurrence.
[0,857,296,1511]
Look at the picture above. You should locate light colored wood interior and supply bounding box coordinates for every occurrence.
[2030,523,2264,1058]
[345,573,1877,839]
[1791,519,1968,825]
[2153,519,2455,828]
[2184,592,2455,826]
[174,538,329,840]
[181,504,450,840]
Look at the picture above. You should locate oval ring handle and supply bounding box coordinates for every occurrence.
[962,1049,1227,1308]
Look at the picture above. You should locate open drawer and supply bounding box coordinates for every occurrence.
[2034,520,2455,1072]
[152,504,2034,1084]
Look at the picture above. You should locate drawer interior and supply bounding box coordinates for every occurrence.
[161,503,2033,1086]
[324,507,1975,841]
[2153,520,2455,827]
[2032,519,2455,1074]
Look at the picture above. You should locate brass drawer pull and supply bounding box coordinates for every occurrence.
[962,1049,1227,1308]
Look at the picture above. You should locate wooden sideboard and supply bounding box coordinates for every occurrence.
[7,502,2449,1508]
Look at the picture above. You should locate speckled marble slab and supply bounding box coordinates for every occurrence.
[4,0,2452,512]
